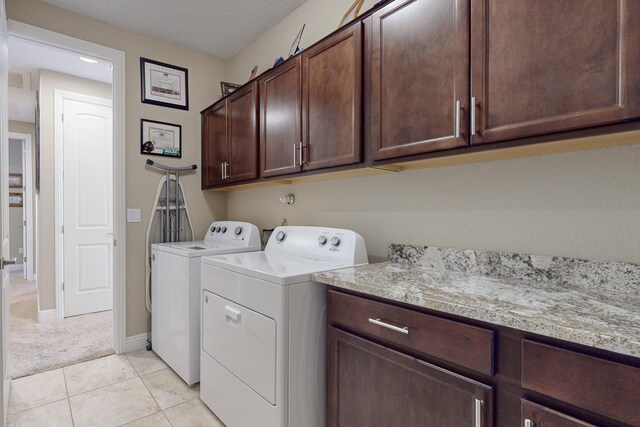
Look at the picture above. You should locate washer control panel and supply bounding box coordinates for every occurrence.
[204,221,261,248]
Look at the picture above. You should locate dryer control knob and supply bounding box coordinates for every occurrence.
[318,236,327,246]
[276,231,286,242]
[221,226,227,233]
[234,226,243,236]
[330,236,341,247]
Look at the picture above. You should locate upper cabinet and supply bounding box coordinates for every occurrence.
[201,82,259,189]
[261,23,364,178]
[302,21,363,170]
[370,0,470,160]
[470,0,640,145]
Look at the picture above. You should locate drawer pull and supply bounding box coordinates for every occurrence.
[475,398,483,427]
[524,419,534,427]
[368,318,409,334]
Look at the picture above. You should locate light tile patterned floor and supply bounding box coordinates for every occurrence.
[7,351,226,427]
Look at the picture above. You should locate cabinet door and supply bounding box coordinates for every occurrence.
[227,82,259,184]
[260,57,302,177]
[522,400,596,427]
[370,0,469,160]
[302,22,362,171]
[327,327,493,427]
[471,0,640,145]
[201,101,227,188]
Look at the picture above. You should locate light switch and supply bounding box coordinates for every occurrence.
[127,208,141,223]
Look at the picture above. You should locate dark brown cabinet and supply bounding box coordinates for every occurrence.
[327,327,493,427]
[260,57,302,178]
[370,0,470,160]
[522,400,596,427]
[302,21,362,170]
[201,82,258,188]
[470,0,640,145]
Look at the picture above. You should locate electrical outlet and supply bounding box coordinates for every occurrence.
[127,208,141,223]
[18,248,23,254]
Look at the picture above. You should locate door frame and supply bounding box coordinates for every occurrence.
[7,132,33,281]
[7,20,127,354]
[54,90,113,320]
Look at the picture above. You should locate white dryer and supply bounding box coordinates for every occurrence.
[200,226,367,427]
[151,221,260,385]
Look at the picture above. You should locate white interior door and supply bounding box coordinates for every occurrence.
[57,91,113,317]
[0,0,11,421]
[21,140,26,279]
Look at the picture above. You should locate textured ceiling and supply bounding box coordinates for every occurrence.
[39,0,308,60]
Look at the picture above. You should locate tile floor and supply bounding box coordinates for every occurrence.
[7,350,226,427]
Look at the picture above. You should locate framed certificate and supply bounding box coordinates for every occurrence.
[140,119,182,158]
[140,57,189,110]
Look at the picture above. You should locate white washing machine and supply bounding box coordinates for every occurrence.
[200,226,367,427]
[151,221,260,385]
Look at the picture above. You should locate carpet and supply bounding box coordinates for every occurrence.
[9,272,114,379]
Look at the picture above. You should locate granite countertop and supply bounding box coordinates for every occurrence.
[312,245,640,358]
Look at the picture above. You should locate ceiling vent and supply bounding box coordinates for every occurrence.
[9,72,31,91]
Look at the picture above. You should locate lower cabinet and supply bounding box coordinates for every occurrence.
[326,327,493,427]
[522,400,596,427]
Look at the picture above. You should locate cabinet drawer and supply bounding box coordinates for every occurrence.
[328,290,494,375]
[522,340,640,426]
[522,400,596,427]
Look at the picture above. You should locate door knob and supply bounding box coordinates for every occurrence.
[0,258,17,270]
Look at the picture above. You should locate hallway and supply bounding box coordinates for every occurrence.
[9,270,114,378]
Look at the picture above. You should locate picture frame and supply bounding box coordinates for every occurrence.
[220,81,241,97]
[140,57,189,110]
[9,193,23,208]
[140,119,182,158]
[8,173,23,188]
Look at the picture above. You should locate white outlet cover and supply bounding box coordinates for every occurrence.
[18,247,23,254]
[127,208,141,223]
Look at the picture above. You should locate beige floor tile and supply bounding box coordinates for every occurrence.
[69,377,159,427]
[64,354,137,396]
[8,369,68,414]
[126,350,167,376]
[7,399,73,427]
[120,411,171,427]
[140,368,199,410]
[164,398,226,427]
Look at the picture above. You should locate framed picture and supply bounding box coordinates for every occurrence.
[9,193,23,208]
[140,57,189,110]
[140,119,182,158]
[8,173,23,188]
[220,81,241,97]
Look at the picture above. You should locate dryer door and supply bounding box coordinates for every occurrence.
[202,290,277,404]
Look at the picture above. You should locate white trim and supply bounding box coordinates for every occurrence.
[8,131,33,281]
[8,20,127,354]
[8,264,22,273]
[37,309,57,324]
[125,334,149,353]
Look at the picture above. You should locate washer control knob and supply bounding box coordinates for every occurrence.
[330,236,341,247]
[210,226,216,233]
[276,231,286,242]
[215,227,221,233]
[234,226,243,236]
[318,236,328,246]
[221,226,227,233]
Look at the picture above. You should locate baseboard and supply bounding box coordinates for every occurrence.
[126,333,148,353]
[9,264,23,272]
[37,309,57,324]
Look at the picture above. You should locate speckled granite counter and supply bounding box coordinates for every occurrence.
[313,245,640,358]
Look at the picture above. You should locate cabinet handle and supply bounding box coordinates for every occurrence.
[524,419,534,427]
[293,143,298,167]
[221,162,225,179]
[368,318,409,334]
[224,162,229,179]
[474,398,483,427]
[470,96,477,136]
[454,100,461,138]
[299,142,306,166]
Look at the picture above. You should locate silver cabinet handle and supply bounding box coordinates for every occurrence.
[475,399,483,427]
[224,162,229,179]
[221,162,225,179]
[470,96,477,136]
[368,318,409,334]
[524,419,534,427]
[454,100,461,138]
[299,142,304,166]
[293,143,298,167]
